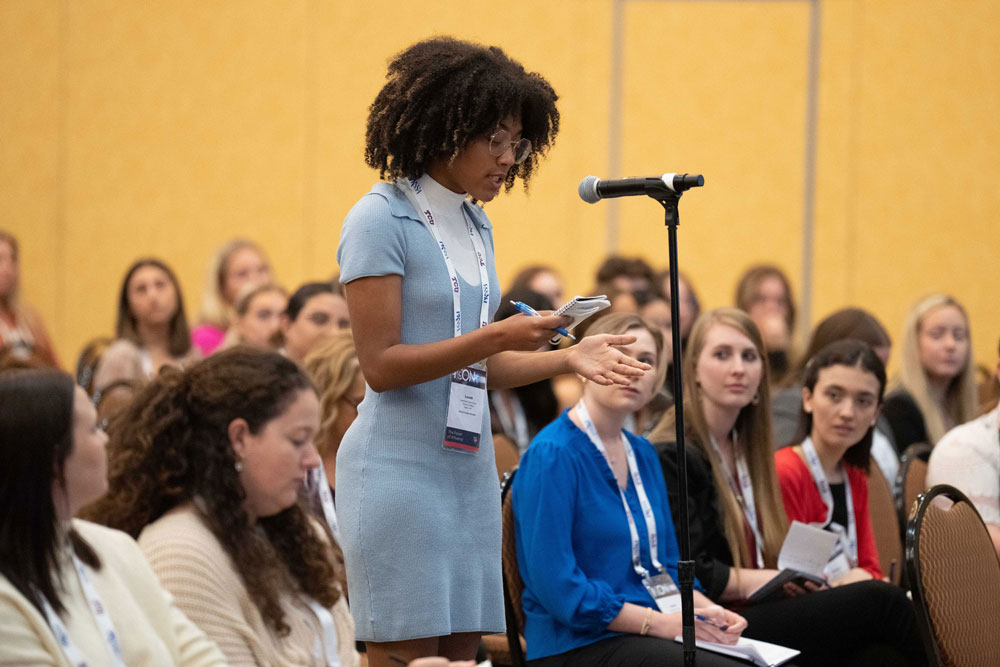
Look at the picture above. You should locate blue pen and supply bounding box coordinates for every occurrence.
[510,301,575,340]
[695,614,729,631]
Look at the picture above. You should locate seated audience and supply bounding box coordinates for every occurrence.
[514,313,749,666]
[734,264,796,380]
[0,230,60,368]
[192,239,273,356]
[771,308,899,485]
[595,255,655,294]
[927,336,1000,559]
[509,264,565,309]
[653,268,700,350]
[280,282,350,366]
[651,308,925,666]
[0,369,225,665]
[882,294,977,450]
[92,258,198,394]
[489,289,560,454]
[222,282,287,350]
[303,329,366,492]
[776,340,886,584]
[90,348,359,666]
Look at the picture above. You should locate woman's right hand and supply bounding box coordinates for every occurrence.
[649,606,746,645]
[489,312,573,351]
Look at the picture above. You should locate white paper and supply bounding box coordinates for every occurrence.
[777,520,839,576]
[674,636,800,667]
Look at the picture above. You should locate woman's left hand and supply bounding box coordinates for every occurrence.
[566,334,651,386]
[830,567,873,587]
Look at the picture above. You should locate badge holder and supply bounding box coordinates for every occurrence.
[443,363,487,454]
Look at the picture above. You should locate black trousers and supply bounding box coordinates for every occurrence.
[528,635,757,667]
[739,580,926,667]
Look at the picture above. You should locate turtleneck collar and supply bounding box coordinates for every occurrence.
[418,172,468,213]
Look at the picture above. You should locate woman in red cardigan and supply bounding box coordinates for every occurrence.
[775,339,885,585]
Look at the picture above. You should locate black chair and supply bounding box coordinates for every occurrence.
[905,484,1000,666]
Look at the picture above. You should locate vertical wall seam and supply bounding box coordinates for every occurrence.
[799,0,822,338]
[55,0,68,346]
[303,0,318,279]
[845,0,862,304]
[606,0,625,253]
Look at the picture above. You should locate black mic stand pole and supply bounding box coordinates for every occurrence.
[654,190,697,666]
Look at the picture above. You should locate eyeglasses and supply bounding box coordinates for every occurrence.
[488,129,532,164]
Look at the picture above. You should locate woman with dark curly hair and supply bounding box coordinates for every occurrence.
[89,348,359,666]
[336,37,650,665]
[0,369,226,665]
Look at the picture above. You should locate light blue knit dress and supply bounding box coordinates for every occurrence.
[335,181,503,642]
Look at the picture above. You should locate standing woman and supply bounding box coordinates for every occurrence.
[882,294,977,450]
[92,258,199,395]
[775,340,887,585]
[0,230,60,368]
[0,370,225,665]
[337,37,649,666]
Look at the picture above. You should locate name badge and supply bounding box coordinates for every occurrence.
[823,524,851,581]
[443,364,487,454]
[643,572,681,614]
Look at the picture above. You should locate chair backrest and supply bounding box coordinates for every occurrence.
[897,442,933,530]
[906,484,1000,666]
[493,433,521,482]
[867,465,903,585]
[500,469,527,667]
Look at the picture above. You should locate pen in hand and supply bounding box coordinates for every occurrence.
[695,613,730,631]
[510,300,576,340]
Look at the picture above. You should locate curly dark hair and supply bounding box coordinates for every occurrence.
[87,347,343,636]
[365,36,560,190]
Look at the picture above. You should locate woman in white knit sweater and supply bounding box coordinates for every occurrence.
[0,369,226,666]
[91,347,359,667]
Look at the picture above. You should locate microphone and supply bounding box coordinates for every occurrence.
[578,174,704,204]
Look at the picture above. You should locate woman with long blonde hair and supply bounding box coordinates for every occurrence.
[650,308,925,666]
[882,294,977,449]
[303,330,365,491]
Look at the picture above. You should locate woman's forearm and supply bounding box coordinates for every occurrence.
[487,349,571,389]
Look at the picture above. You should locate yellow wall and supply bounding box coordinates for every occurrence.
[2,0,998,374]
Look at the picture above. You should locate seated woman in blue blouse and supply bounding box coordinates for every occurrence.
[513,313,749,667]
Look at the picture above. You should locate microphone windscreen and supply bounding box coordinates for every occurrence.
[578,176,601,204]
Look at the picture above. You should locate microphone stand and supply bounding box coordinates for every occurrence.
[653,189,697,666]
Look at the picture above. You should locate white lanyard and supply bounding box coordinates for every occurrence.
[575,399,664,579]
[306,463,340,544]
[139,349,154,378]
[801,437,857,565]
[400,178,491,339]
[38,552,126,667]
[305,598,341,667]
[708,433,765,568]
[490,390,529,450]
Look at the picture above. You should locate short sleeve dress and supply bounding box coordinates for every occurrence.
[335,181,503,642]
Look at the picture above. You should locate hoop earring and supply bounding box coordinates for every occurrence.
[751,392,760,406]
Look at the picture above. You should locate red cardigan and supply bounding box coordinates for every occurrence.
[774,447,882,579]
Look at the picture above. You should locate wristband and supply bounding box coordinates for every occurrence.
[640,607,653,636]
